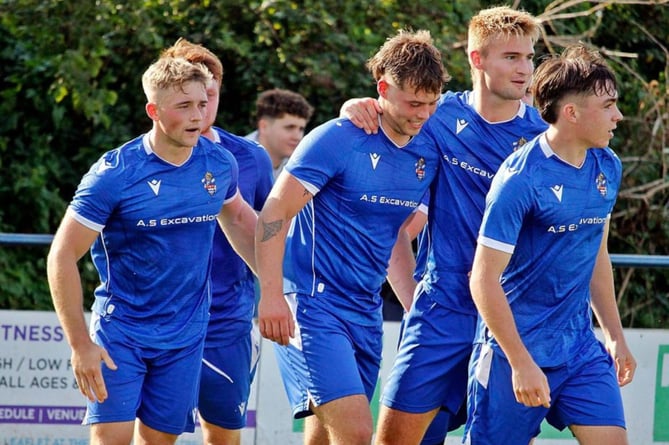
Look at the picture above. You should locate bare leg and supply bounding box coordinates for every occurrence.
[304,414,330,445]
[309,394,373,445]
[134,418,179,445]
[89,420,134,445]
[375,406,440,445]
[200,416,242,445]
[571,425,628,445]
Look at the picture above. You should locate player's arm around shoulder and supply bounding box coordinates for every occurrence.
[339,97,381,134]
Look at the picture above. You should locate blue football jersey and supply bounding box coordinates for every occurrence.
[283,118,439,324]
[477,134,622,366]
[419,91,548,314]
[207,127,273,344]
[69,133,238,349]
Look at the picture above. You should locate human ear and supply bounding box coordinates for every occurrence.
[145,102,159,121]
[377,79,389,98]
[562,102,579,123]
[258,117,269,133]
[470,50,482,69]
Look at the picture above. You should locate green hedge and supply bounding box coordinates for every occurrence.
[1,0,668,327]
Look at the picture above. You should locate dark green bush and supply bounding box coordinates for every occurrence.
[1,0,667,327]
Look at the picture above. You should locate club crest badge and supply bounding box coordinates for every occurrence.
[415,157,426,181]
[596,172,607,197]
[202,172,217,196]
[513,137,528,152]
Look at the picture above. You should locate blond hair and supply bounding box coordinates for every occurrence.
[467,6,541,56]
[141,57,213,104]
[161,38,223,86]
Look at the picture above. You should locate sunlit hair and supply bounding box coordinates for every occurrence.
[367,29,450,95]
[141,57,213,104]
[254,88,314,122]
[467,6,541,56]
[532,44,618,124]
[161,37,224,86]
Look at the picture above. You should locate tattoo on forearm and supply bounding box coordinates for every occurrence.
[303,188,311,197]
[261,219,283,242]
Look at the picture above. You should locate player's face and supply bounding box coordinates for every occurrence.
[260,114,308,159]
[479,34,535,101]
[575,88,623,148]
[155,81,208,149]
[379,80,440,144]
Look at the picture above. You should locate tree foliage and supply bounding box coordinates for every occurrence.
[1,0,668,327]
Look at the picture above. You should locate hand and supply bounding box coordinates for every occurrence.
[511,360,551,408]
[71,342,117,403]
[258,293,295,346]
[339,97,382,134]
[606,339,636,386]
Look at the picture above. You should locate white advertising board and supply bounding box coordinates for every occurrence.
[1,310,667,444]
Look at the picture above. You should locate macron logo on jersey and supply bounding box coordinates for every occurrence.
[148,179,161,196]
[456,118,469,135]
[370,153,380,170]
[551,184,563,202]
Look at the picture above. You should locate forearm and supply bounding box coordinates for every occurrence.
[219,201,258,275]
[588,223,636,385]
[470,245,534,368]
[255,207,290,299]
[255,201,299,344]
[386,230,417,312]
[255,174,313,301]
[590,250,625,342]
[471,277,533,368]
[46,252,91,350]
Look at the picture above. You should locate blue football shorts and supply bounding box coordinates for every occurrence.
[198,321,260,429]
[464,339,626,444]
[274,292,383,418]
[83,315,205,434]
[381,285,476,428]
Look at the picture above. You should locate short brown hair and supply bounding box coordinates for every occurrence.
[254,88,314,122]
[366,29,449,95]
[532,44,618,124]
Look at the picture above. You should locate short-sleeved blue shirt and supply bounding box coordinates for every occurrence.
[284,118,440,324]
[207,127,273,344]
[419,91,548,315]
[477,134,622,366]
[69,133,238,349]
